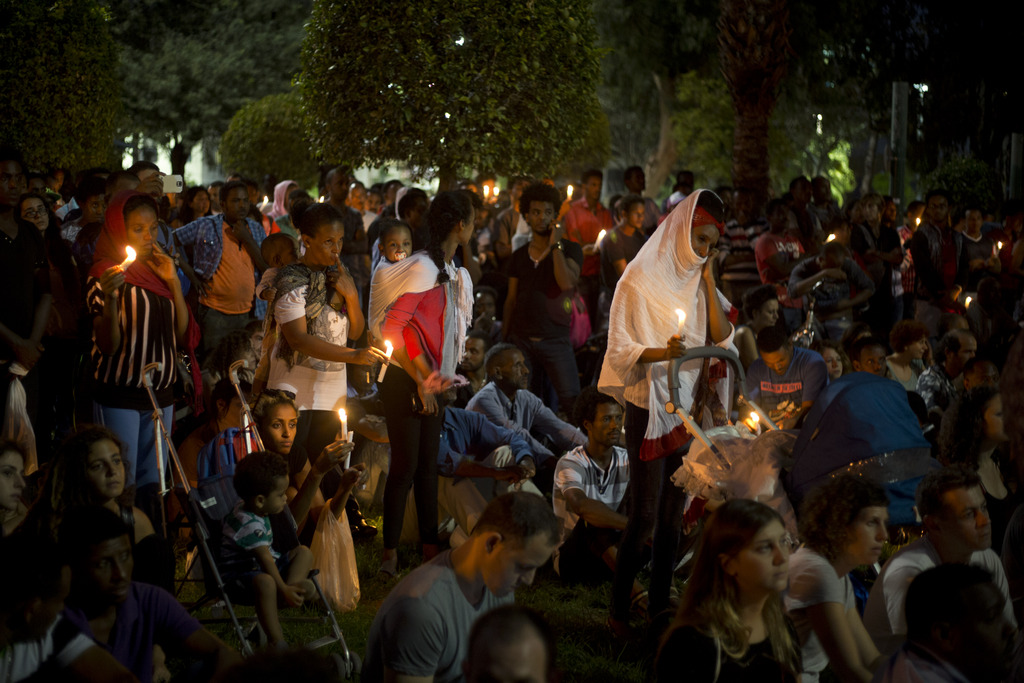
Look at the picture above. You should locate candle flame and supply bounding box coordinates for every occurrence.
[262,195,269,206]
[337,408,346,421]
[998,241,1004,250]
[318,195,325,203]
[750,412,760,424]
[676,308,686,326]
[597,229,606,244]
[566,185,573,200]
[483,185,490,198]
[124,246,136,263]
[965,296,973,308]
[826,233,836,242]
[915,217,921,226]
[384,340,394,357]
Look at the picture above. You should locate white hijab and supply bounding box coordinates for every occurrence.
[599,190,734,456]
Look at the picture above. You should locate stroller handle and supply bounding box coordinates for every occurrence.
[666,347,777,431]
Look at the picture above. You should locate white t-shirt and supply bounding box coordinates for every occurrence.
[0,615,94,682]
[862,536,1016,656]
[552,445,630,539]
[784,547,856,683]
[268,285,349,411]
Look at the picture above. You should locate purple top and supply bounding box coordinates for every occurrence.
[63,582,202,683]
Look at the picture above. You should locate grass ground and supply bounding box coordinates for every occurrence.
[176,514,652,682]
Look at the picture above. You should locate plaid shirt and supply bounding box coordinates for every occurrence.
[174,215,267,318]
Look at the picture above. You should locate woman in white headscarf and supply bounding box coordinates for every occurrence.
[599,189,735,635]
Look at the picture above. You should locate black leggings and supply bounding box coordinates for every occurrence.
[380,366,442,549]
[610,402,687,621]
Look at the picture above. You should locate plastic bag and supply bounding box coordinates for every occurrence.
[2,364,37,475]
[310,509,360,613]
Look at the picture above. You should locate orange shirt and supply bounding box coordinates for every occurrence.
[201,222,256,314]
[563,198,612,277]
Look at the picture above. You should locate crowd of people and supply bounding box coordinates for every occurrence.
[1,144,1024,683]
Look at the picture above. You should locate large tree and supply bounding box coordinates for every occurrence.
[300,0,603,188]
[103,0,310,174]
[0,0,120,170]
[719,0,792,208]
[219,91,318,189]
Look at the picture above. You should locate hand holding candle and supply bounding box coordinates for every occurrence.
[118,246,137,270]
[675,308,686,338]
[377,340,394,382]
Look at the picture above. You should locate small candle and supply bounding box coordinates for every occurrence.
[377,340,394,382]
[118,246,137,270]
[337,408,348,442]
[998,241,1004,251]
[826,233,836,243]
[318,195,325,203]
[915,217,921,226]
[675,308,686,338]
[750,412,761,436]
[965,296,972,308]
[596,229,606,248]
[566,185,573,200]
[483,185,490,200]
[261,195,269,208]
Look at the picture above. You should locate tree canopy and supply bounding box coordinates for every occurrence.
[219,91,318,189]
[103,0,310,173]
[0,0,120,170]
[300,0,603,186]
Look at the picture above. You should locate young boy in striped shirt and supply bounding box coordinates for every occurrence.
[221,451,314,647]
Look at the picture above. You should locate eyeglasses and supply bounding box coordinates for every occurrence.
[22,208,48,218]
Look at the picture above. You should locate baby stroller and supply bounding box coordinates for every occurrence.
[663,347,799,530]
[784,372,939,527]
[169,362,360,676]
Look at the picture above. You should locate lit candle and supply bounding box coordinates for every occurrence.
[566,185,573,200]
[118,246,137,270]
[998,241,1004,251]
[318,195,325,203]
[337,408,348,442]
[483,185,490,200]
[826,233,836,242]
[750,412,761,436]
[377,340,394,382]
[675,308,686,338]
[261,195,269,208]
[596,229,606,248]
[915,217,921,227]
[965,296,973,308]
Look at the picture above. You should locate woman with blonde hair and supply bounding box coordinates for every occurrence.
[656,499,801,681]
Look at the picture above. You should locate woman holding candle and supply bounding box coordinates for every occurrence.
[87,190,200,524]
[266,203,386,466]
[368,190,475,575]
[599,189,735,637]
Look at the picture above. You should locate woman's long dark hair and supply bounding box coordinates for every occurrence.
[424,190,473,284]
[19,192,77,298]
[176,185,211,225]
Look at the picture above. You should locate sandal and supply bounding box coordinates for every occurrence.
[378,554,398,578]
[630,590,649,622]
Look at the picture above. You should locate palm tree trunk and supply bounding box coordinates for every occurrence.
[645,72,678,195]
[719,0,791,209]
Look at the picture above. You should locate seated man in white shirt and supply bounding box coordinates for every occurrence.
[863,465,1017,656]
[0,533,134,683]
[553,387,633,587]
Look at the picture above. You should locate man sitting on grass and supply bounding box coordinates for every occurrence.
[61,507,240,682]
[363,492,560,683]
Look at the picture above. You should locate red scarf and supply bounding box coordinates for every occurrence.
[90,190,204,415]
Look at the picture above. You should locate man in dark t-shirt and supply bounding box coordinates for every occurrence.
[503,183,583,414]
[600,194,646,293]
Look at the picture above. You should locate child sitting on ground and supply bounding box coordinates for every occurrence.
[253,234,301,392]
[221,451,315,647]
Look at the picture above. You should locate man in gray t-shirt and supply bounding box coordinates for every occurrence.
[363,493,560,683]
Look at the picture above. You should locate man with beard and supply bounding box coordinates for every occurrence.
[502,183,583,415]
[452,331,491,409]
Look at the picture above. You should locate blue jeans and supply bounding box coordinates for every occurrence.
[509,334,580,415]
[93,402,174,488]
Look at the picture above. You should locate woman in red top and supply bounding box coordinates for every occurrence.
[370,191,475,575]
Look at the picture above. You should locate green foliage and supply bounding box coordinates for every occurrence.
[925,157,1002,215]
[104,0,310,151]
[0,1,121,170]
[672,71,856,198]
[300,0,603,182]
[219,91,318,188]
